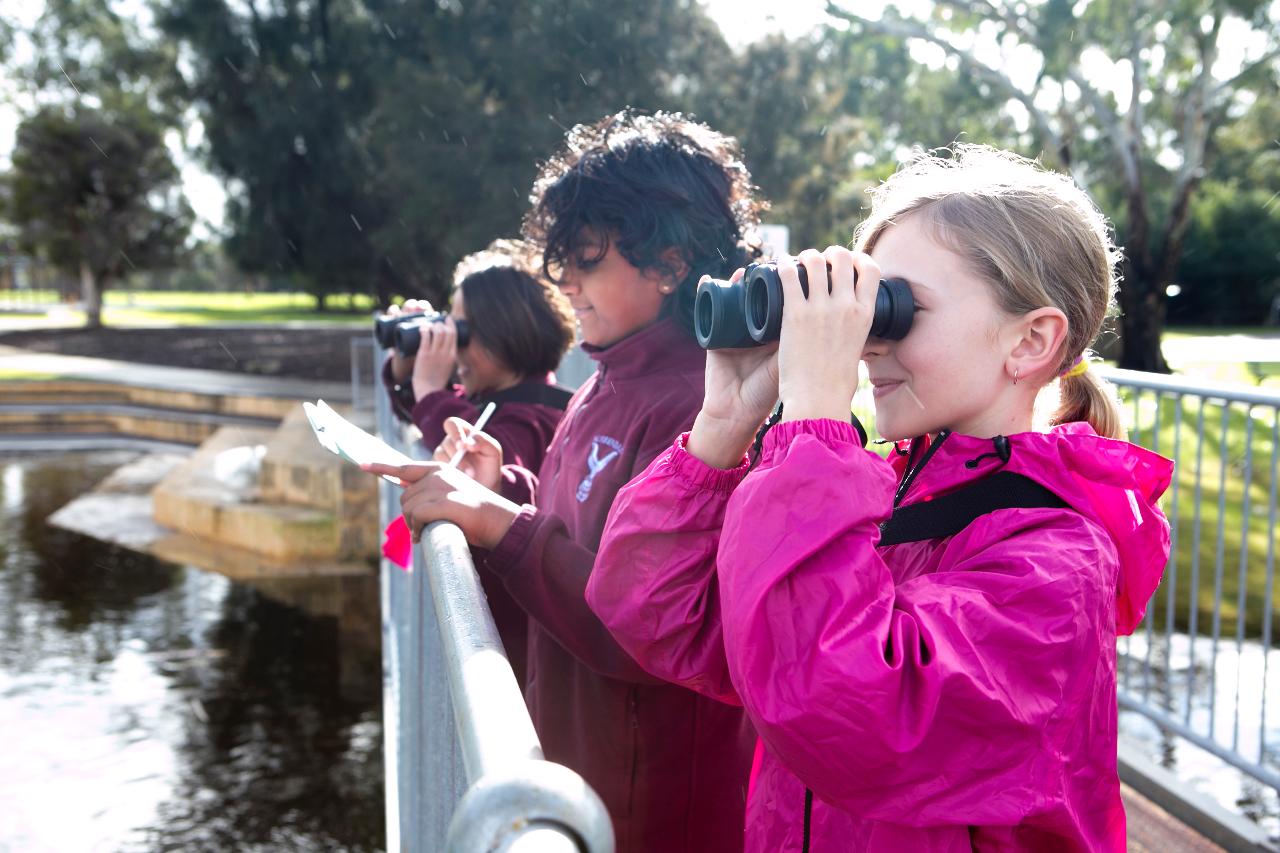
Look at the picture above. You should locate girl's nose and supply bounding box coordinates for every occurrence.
[861,336,889,361]
[557,270,581,296]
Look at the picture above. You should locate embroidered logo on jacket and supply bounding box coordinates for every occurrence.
[576,435,623,503]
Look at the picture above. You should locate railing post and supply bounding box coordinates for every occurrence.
[374,341,613,852]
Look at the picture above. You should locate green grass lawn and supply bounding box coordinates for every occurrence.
[0,289,377,328]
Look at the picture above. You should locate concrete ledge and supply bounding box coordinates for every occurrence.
[0,379,333,420]
[0,409,234,445]
[1119,741,1277,852]
[0,433,196,454]
[0,345,352,406]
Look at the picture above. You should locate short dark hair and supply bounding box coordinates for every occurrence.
[453,239,575,378]
[524,110,766,337]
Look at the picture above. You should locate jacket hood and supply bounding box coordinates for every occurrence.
[892,422,1174,635]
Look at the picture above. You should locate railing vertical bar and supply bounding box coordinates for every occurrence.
[1188,396,1207,725]
[1165,393,1184,716]
[1209,402,1230,736]
[1142,389,1163,701]
[1263,408,1279,768]
[1121,387,1142,690]
[1233,410,1255,751]
[1133,383,1143,445]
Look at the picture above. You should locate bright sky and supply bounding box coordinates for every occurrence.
[0,0,1273,237]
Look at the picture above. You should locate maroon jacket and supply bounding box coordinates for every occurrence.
[383,359,571,687]
[484,319,755,853]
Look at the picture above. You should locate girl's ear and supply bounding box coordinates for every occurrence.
[646,247,689,294]
[1006,307,1069,383]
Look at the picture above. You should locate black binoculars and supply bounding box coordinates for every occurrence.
[694,261,914,349]
[373,312,470,357]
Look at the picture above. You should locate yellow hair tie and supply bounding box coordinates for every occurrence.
[1061,357,1089,379]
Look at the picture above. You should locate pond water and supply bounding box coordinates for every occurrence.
[0,451,385,852]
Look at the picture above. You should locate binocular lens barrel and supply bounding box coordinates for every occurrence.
[373,312,470,356]
[694,278,757,349]
[694,262,914,350]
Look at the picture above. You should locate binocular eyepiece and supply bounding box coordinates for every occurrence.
[373,312,470,357]
[694,262,914,350]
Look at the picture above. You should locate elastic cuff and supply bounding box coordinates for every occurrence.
[761,418,862,463]
[485,504,538,575]
[667,433,750,492]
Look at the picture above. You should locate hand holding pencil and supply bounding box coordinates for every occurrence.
[432,402,504,491]
[362,402,520,549]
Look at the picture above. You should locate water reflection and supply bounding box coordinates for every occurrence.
[0,451,384,852]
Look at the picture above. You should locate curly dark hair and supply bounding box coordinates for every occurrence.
[523,110,766,337]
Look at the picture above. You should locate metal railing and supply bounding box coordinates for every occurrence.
[1103,366,1280,793]
[375,358,614,852]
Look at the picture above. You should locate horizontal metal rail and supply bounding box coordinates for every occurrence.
[375,343,613,852]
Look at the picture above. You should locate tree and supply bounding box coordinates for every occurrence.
[696,29,1020,252]
[5,106,193,327]
[827,0,1280,371]
[158,0,734,308]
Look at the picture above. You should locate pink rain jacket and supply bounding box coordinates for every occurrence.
[587,417,1173,852]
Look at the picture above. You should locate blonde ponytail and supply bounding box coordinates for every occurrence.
[1050,365,1125,440]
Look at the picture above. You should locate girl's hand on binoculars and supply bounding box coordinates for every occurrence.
[778,247,878,423]
[412,317,458,399]
[688,271,782,469]
[434,417,503,491]
[386,300,433,382]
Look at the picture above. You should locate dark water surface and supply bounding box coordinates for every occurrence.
[0,451,385,852]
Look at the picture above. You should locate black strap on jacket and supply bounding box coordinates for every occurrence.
[474,382,574,412]
[799,470,1071,852]
[878,470,1069,547]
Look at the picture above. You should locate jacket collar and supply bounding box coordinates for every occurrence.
[581,318,703,379]
[889,424,1174,636]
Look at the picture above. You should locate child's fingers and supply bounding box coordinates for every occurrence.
[796,248,828,302]
[822,246,856,303]
[441,417,503,462]
[361,461,430,483]
[433,435,456,463]
[441,416,475,443]
[776,255,805,309]
[849,252,883,318]
[464,427,502,457]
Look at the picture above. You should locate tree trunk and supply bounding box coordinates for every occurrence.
[1117,261,1170,373]
[1116,174,1170,373]
[80,261,103,328]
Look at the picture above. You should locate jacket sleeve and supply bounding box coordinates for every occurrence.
[720,418,1118,826]
[381,355,417,423]
[586,434,748,704]
[485,419,697,684]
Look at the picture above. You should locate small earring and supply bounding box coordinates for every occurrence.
[1013,368,1021,386]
